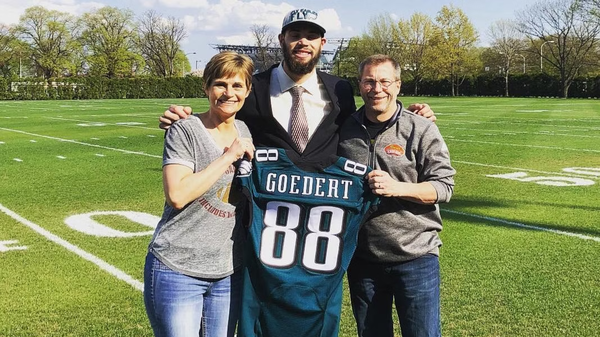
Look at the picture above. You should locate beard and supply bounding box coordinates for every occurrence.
[282,43,322,75]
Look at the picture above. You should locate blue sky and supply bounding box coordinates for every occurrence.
[1,0,541,69]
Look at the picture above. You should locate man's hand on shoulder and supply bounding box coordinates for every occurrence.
[159,105,193,130]
[407,103,436,123]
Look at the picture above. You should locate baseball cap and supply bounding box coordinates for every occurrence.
[281,8,326,36]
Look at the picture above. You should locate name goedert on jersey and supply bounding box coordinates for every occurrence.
[237,149,369,203]
[265,172,354,200]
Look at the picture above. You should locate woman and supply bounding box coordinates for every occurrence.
[144,51,255,337]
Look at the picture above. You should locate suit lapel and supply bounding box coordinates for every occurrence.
[312,71,342,135]
[253,67,275,119]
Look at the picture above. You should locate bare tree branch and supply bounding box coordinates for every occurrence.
[517,0,600,97]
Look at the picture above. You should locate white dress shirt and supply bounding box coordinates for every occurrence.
[269,63,332,139]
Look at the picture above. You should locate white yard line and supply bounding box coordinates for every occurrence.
[447,138,600,153]
[71,114,161,119]
[452,160,600,180]
[444,126,600,138]
[442,119,600,127]
[0,204,144,291]
[442,209,600,243]
[46,116,160,131]
[0,127,161,159]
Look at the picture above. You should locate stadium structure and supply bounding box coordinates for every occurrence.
[210,38,350,74]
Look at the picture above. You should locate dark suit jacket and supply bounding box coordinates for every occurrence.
[237,64,356,164]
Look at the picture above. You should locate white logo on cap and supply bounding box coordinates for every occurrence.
[288,9,318,21]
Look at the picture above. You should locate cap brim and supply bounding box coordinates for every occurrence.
[282,21,326,35]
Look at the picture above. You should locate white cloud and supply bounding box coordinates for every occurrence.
[192,0,293,32]
[0,5,25,25]
[215,32,255,46]
[159,0,209,9]
[0,0,104,25]
[317,8,342,33]
[183,15,197,31]
[182,1,347,48]
[139,0,156,8]
[40,1,105,16]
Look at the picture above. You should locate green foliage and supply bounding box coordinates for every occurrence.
[15,6,78,79]
[396,13,436,95]
[0,25,19,78]
[3,73,599,100]
[401,73,568,97]
[340,6,481,96]
[79,7,140,78]
[430,5,480,96]
[173,51,194,76]
[0,76,206,100]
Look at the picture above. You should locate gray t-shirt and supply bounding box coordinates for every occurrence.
[149,114,251,278]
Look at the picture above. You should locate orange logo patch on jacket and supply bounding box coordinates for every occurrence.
[384,144,405,157]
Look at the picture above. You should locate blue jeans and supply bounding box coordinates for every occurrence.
[347,254,441,337]
[143,253,242,337]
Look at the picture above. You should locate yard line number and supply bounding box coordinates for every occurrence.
[487,167,599,186]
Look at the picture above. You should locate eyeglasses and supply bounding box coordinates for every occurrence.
[360,79,399,90]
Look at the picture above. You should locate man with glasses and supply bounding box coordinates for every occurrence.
[338,54,455,337]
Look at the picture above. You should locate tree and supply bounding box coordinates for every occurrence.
[517,0,600,97]
[173,50,194,76]
[431,5,480,96]
[250,24,279,72]
[137,10,187,77]
[14,6,77,79]
[363,15,403,60]
[0,24,19,78]
[396,13,436,95]
[333,37,363,78]
[488,20,528,96]
[79,7,141,78]
[576,0,600,74]
[338,15,401,79]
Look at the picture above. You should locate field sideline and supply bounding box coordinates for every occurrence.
[0,97,599,336]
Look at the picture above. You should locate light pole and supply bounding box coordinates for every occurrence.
[17,50,22,79]
[183,52,196,76]
[540,41,555,72]
[195,60,201,70]
[516,54,526,74]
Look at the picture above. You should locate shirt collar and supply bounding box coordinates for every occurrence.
[356,101,404,125]
[274,62,320,96]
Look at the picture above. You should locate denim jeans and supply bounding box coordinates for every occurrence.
[143,253,242,337]
[347,254,441,337]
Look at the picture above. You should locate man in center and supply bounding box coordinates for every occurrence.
[160,8,436,163]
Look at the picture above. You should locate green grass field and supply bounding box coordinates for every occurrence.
[0,96,599,337]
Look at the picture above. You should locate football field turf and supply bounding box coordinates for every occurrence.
[0,97,598,336]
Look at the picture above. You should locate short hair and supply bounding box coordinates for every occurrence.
[203,51,254,90]
[358,54,401,80]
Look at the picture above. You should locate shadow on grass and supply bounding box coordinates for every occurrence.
[443,196,600,239]
[450,196,600,213]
